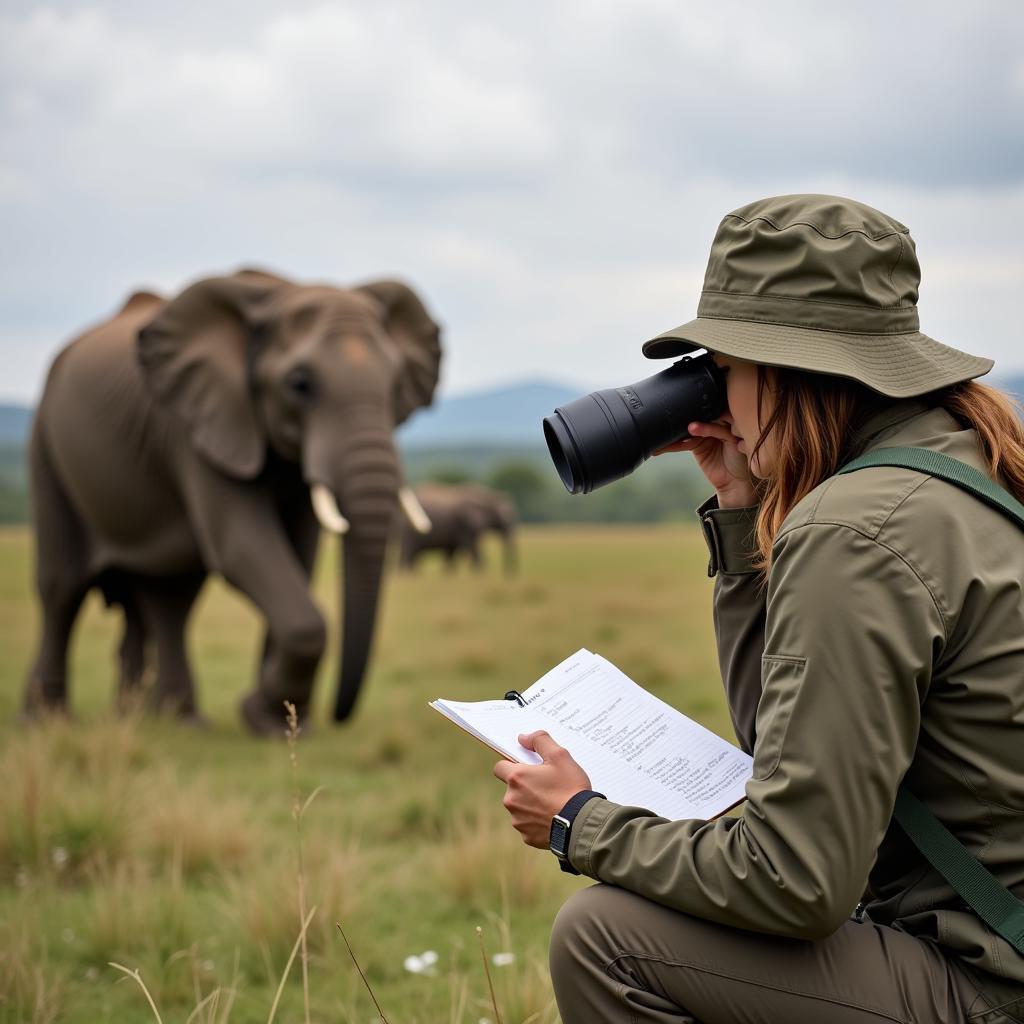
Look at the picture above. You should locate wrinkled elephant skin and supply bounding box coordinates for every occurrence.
[23,269,442,732]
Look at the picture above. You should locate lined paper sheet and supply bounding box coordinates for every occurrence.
[431,649,752,821]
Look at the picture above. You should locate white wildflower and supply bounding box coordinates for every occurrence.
[491,951,515,967]
[403,950,440,976]
[202,960,215,973]
[61,928,76,944]
[52,847,69,869]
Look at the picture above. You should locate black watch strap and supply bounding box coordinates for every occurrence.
[559,789,605,825]
[550,789,605,874]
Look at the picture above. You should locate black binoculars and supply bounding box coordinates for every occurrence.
[543,353,727,494]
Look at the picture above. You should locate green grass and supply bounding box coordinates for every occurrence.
[0,525,726,1023]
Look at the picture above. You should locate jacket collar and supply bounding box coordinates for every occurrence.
[849,399,933,457]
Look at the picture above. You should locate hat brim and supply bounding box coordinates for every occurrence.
[642,317,993,399]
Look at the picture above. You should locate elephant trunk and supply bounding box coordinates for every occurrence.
[334,523,391,721]
[307,424,399,723]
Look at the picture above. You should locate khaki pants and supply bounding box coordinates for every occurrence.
[550,884,1024,1024]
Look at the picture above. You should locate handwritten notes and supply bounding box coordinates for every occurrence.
[430,649,752,821]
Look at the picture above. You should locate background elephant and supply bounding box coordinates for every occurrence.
[23,268,441,731]
[398,482,518,576]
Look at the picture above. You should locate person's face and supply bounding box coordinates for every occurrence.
[711,352,778,477]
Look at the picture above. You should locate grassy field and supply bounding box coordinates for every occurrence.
[0,524,727,1023]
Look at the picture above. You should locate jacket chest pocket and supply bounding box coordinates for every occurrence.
[753,655,806,781]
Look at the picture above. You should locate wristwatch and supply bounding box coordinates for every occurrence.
[549,790,605,874]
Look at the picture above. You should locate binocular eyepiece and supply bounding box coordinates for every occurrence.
[543,353,727,494]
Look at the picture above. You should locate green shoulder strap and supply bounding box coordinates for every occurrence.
[840,446,1024,528]
[893,789,1024,952]
[838,446,1024,953]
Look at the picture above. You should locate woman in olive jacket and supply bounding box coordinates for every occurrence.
[495,195,1024,1023]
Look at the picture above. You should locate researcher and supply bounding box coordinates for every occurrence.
[494,195,1024,1023]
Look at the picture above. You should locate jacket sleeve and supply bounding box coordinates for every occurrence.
[568,521,945,938]
[698,498,765,754]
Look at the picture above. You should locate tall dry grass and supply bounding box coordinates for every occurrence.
[0,711,258,886]
[0,524,724,1023]
[0,712,142,883]
[438,804,565,911]
[0,926,65,1024]
[43,701,550,1024]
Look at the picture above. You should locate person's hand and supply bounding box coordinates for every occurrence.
[656,421,757,508]
[493,731,592,849]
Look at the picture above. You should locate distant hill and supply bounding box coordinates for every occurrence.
[0,404,32,445]
[398,379,583,448]
[3,372,1024,525]
[6,373,1022,452]
[1,380,584,451]
[1000,375,1024,401]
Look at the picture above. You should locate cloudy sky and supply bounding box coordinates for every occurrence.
[1,1,1022,405]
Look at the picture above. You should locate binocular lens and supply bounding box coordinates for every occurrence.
[543,353,726,494]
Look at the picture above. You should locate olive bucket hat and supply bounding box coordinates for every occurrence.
[643,194,993,397]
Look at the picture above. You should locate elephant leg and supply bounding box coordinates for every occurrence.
[135,572,206,721]
[24,582,89,715]
[181,463,326,736]
[467,537,483,572]
[115,589,148,708]
[247,485,322,734]
[239,580,325,736]
[23,428,91,716]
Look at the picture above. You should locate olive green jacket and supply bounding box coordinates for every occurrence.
[568,403,1024,988]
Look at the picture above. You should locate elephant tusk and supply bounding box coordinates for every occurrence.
[311,483,350,535]
[398,486,432,534]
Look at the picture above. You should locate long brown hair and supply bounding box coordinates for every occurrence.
[750,371,1024,571]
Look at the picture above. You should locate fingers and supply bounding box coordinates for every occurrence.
[654,421,738,457]
[492,757,515,782]
[519,730,564,761]
[688,421,739,445]
[653,438,700,455]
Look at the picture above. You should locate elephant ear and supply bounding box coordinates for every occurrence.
[357,279,442,425]
[232,266,294,289]
[137,275,279,479]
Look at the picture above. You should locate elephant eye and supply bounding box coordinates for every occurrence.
[284,366,316,403]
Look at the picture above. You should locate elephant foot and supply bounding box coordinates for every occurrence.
[177,711,212,730]
[17,703,74,727]
[239,691,310,738]
[135,687,206,725]
[20,677,72,723]
[115,684,150,717]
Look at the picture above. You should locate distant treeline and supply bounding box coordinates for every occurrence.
[4,376,1023,526]
[0,446,27,523]
[0,443,710,525]
[404,445,711,523]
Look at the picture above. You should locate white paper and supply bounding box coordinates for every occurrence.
[431,648,752,821]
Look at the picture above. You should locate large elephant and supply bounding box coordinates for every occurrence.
[23,268,441,732]
[398,482,518,576]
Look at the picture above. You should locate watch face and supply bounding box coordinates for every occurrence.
[550,815,571,857]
